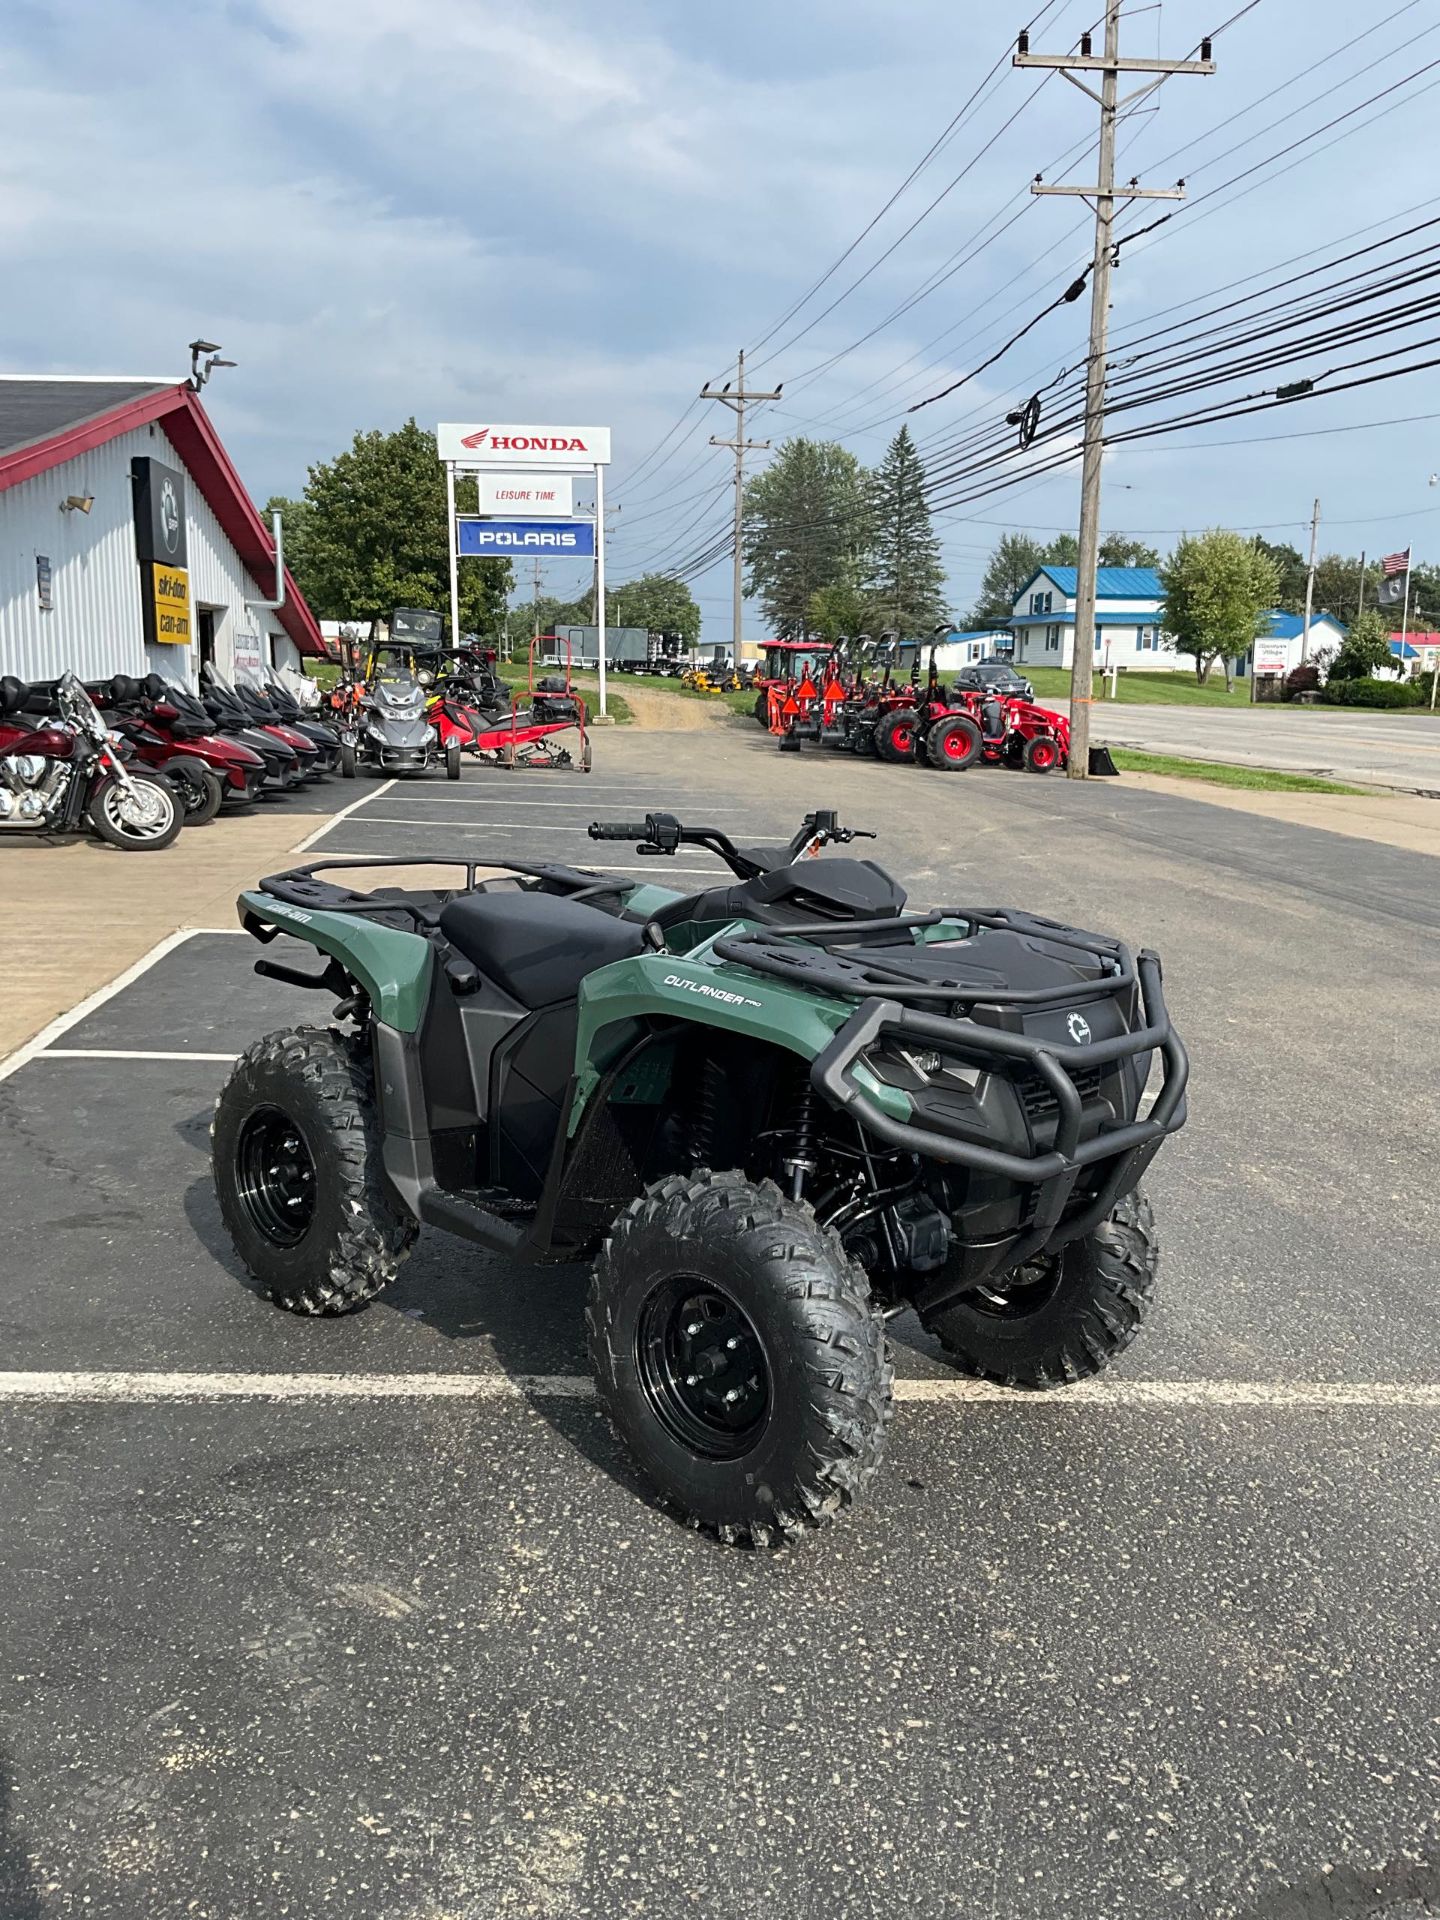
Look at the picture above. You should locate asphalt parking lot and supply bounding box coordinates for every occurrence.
[1,727,1438,1919]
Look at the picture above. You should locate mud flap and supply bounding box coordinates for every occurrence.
[1088,744,1120,776]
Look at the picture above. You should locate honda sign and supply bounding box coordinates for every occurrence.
[438,422,611,466]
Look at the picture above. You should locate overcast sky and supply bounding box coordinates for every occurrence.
[6,0,1440,630]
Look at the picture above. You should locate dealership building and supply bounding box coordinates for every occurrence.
[0,374,322,689]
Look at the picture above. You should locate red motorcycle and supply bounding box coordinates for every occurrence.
[90,673,267,822]
[0,670,184,849]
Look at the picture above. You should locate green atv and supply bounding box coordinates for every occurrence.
[212,810,1188,1547]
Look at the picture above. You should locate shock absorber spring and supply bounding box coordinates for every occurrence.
[688,1056,724,1168]
[783,1074,817,1201]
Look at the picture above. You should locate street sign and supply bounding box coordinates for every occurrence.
[457,517,596,557]
[477,473,574,517]
[438,422,611,467]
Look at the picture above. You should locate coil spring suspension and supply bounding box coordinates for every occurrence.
[688,1056,724,1168]
[783,1074,818,1201]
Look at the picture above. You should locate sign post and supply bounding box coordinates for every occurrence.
[437,423,612,713]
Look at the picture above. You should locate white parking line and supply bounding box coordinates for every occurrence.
[0,1371,1434,1408]
[0,928,232,1086]
[36,1049,238,1063]
[312,853,727,875]
[327,817,724,834]
[292,777,395,854]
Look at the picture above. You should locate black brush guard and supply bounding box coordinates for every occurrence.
[713,910,1188,1310]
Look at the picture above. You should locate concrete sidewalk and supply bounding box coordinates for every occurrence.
[0,809,316,1059]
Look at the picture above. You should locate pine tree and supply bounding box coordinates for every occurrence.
[864,427,948,633]
[743,439,870,637]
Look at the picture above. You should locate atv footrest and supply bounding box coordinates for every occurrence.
[418,1187,526,1254]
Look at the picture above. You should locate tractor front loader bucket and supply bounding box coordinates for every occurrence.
[1088,744,1120,776]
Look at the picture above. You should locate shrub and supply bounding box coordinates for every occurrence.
[1282,663,1322,701]
[1319,677,1423,709]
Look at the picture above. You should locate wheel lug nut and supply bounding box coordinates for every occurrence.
[686,1321,703,1336]
[723,1388,742,1404]
[725,1336,740,1350]
[685,1374,700,1387]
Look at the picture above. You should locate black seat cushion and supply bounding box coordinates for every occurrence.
[438,891,647,1008]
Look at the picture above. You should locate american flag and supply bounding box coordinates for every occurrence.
[1382,548,1411,576]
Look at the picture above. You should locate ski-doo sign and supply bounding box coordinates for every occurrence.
[438,422,611,467]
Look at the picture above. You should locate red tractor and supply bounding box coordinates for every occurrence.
[750,640,833,725]
[872,642,1111,774]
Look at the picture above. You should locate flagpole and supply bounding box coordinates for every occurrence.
[1401,542,1412,678]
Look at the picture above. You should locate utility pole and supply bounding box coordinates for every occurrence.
[1017,6,1213,777]
[531,558,543,644]
[703,349,781,666]
[1300,498,1320,664]
[1356,549,1366,619]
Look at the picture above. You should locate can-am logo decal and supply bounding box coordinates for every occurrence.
[460,428,590,454]
[159,477,181,554]
[1067,1011,1092,1044]
[664,973,761,1010]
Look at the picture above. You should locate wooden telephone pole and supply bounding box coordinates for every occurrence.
[702,349,781,664]
[1017,4,1213,776]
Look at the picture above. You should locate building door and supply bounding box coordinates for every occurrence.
[197,608,217,670]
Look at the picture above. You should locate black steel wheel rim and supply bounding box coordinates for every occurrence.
[235,1106,317,1247]
[635,1277,770,1460]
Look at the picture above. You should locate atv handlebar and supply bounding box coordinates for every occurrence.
[588,811,873,877]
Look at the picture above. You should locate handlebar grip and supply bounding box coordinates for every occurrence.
[588,821,653,841]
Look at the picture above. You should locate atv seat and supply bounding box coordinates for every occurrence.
[438,891,647,1009]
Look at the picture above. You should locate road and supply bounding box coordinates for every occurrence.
[1061,699,1440,792]
[1,728,1437,1918]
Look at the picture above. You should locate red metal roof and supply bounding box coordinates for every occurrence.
[0,380,324,657]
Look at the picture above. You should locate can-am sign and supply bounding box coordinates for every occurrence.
[437,422,611,467]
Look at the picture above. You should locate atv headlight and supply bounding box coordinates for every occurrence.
[861,1044,981,1094]
[426,723,437,742]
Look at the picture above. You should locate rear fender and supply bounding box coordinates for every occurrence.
[237,889,433,1032]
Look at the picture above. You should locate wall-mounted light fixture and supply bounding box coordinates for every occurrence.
[60,494,94,514]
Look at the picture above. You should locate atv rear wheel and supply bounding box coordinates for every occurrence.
[213,1027,417,1314]
[926,713,983,771]
[876,707,919,763]
[927,1189,1158,1388]
[588,1171,892,1547]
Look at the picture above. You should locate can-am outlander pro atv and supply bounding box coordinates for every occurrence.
[212,812,1188,1547]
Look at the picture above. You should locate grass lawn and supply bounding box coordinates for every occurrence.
[1112,749,1365,794]
[1024,666,1254,707]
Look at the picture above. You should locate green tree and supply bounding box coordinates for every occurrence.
[279,420,512,639]
[969,532,1049,626]
[1161,530,1281,688]
[1310,552,1375,621]
[863,426,948,633]
[807,577,870,642]
[1098,534,1161,568]
[1252,537,1308,613]
[743,438,870,637]
[1327,607,1393,680]
[600,573,701,644]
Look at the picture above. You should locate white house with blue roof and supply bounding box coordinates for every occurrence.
[1009,566,1171,670]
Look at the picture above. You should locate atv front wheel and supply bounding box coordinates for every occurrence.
[588,1171,892,1547]
[927,1189,1158,1388]
[446,741,462,781]
[213,1027,417,1314]
[340,741,357,778]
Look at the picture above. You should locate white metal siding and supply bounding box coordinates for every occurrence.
[0,419,276,688]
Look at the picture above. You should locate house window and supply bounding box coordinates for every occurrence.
[1044,591,1053,613]
[1137,626,1155,651]
[1045,625,1060,652]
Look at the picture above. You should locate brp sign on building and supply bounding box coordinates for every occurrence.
[437,423,611,467]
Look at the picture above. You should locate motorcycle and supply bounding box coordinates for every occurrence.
[89,673,267,823]
[0,670,184,850]
[201,665,318,785]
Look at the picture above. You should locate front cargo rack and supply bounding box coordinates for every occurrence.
[714,909,1188,1273]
